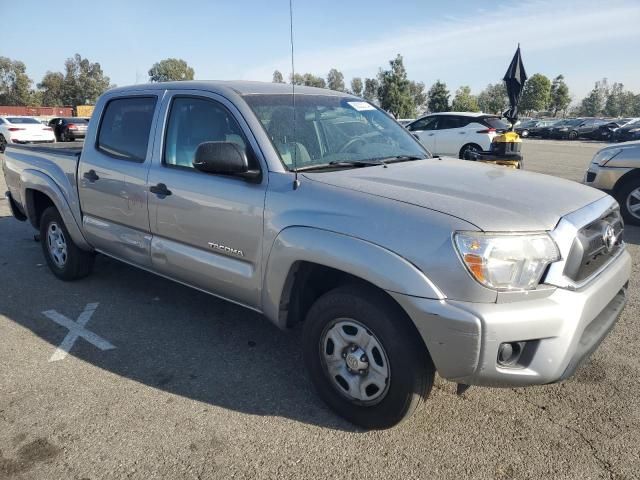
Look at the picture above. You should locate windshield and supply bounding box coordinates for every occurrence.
[7,117,41,124]
[566,119,584,126]
[624,119,640,128]
[243,94,429,170]
[65,118,88,123]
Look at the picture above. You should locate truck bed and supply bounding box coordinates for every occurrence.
[6,141,84,157]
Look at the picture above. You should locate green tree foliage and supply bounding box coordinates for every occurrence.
[519,73,551,114]
[377,55,415,118]
[549,75,571,117]
[427,80,450,113]
[409,81,427,112]
[272,70,284,83]
[38,72,65,106]
[363,78,379,101]
[0,57,36,106]
[62,54,112,105]
[148,58,194,82]
[579,78,609,116]
[604,82,630,117]
[326,68,345,92]
[290,73,326,88]
[477,83,508,114]
[451,86,480,112]
[350,77,363,97]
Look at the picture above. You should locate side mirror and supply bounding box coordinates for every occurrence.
[193,142,261,182]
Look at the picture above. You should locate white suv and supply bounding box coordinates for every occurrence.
[406,112,509,158]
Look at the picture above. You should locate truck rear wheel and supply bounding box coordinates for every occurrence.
[40,207,94,280]
[302,284,434,429]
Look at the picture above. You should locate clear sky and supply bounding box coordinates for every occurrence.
[4,0,640,101]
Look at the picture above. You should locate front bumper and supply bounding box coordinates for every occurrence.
[583,163,632,191]
[391,248,631,387]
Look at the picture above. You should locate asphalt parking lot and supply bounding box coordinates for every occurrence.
[1,140,639,480]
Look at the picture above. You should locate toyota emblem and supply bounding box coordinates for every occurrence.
[602,224,617,252]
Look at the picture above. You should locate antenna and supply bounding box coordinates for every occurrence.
[289,0,300,189]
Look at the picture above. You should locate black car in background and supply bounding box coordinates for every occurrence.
[612,118,640,142]
[528,119,560,137]
[549,118,586,139]
[48,117,89,142]
[514,119,539,137]
[593,118,634,141]
[539,119,566,138]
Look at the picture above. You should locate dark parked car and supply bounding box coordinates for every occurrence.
[612,119,640,142]
[48,117,89,142]
[592,118,634,141]
[549,118,586,139]
[538,119,565,138]
[514,119,539,137]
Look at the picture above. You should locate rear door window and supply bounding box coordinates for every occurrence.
[97,96,157,162]
[436,116,462,130]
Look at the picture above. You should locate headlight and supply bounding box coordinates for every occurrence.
[454,232,560,291]
[592,148,622,166]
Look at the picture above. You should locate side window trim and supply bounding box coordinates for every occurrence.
[95,95,158,163]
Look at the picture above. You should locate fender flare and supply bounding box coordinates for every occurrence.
[20,169,93,251]
[261,226,444,328]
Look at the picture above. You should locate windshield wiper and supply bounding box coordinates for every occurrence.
[294,159,386,172]
[373,155,428,164]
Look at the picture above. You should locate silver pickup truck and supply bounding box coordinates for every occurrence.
[2,81,631,429]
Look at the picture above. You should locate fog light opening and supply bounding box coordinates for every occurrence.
[498,341,525,366]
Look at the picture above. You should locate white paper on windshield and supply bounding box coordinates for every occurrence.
[347,101,376,111]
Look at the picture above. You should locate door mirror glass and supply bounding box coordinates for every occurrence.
[193,142,260,182]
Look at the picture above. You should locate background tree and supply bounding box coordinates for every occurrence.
[0,57,36,106]
[409,81,427,113]
[519,73,551,114]
[549,75,571,117]
[477,83,508,114]
[377,55,414,118]
[272,70,284,83]
[363,78,379,101]
[451,86,480,112]
[350,77,363,97]
[291,73,325,88]
[427,80,450,113]
[326,68,345,92]
[604,82,626,117]
[62,54,111,105]
[148,58,194,82]
[579,78,609,116]
[38,71,65,106]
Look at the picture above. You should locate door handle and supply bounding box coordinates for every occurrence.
[458,131,466,134]
[150,183,172,197]
[83,169,99,182]
[428,133,435,136]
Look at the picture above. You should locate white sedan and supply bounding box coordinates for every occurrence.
[406,112,508,158]
[0,116,56,151]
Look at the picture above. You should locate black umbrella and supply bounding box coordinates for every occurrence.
[502,44,528,127]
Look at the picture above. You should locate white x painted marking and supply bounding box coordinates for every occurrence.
[42,302,115,362]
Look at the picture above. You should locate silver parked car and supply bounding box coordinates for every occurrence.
[3,81,631,429]
[584,141,640,224]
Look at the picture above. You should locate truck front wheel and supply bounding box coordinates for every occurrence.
[303,284,434,429]
[40,207,94,280]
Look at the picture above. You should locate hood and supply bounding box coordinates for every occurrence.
[303,158,605,231]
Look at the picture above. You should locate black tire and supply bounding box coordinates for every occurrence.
[39,206,94,280]
[0,134,7,153]
[59,130,67,142]
[459,143,482,159]
[568,130,578,140]
[303,284,434,429]
[615,181,640,226]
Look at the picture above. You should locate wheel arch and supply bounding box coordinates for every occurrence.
[21,170,92,251]
[459,142,483,159]
[612,168,640,196]
[261,227,444,330]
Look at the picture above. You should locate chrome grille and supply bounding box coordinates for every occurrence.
[563,209,624,283]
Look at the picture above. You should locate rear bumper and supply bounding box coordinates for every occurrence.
[392,248,631,387]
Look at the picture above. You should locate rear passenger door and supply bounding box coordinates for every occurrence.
[78,93,160,267]
[146,91,267,309]
[433,116,466,156]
